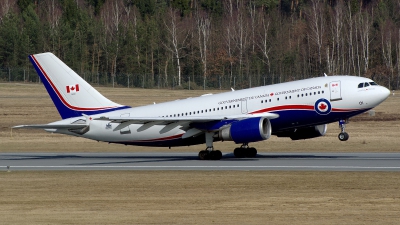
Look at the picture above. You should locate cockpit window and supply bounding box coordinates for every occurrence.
[358,83,364,88]
[364,82,370,87]
[369,82,378,86]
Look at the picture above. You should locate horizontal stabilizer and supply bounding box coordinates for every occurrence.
[13,124,87,130]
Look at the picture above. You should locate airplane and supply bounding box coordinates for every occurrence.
[13,52,390,160]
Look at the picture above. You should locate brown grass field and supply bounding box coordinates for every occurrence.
[1,82,400,224]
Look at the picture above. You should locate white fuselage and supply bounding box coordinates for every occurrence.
[51,75,389,147]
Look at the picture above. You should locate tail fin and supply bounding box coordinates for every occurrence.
[30,52,130,119]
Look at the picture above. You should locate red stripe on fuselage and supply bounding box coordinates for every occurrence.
[129,134,184,142]
[251,105,314,114]
[250,104,361,114]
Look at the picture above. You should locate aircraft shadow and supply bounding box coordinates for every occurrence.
[1,153,357,165]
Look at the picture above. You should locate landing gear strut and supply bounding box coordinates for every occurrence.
[233,143,257,158]
[198,132,222,160]
[338,119,349,141]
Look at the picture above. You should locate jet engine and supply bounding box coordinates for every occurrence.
[218,117,271,144]
[276,124,327,140]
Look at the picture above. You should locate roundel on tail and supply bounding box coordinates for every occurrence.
[314,98,331,115]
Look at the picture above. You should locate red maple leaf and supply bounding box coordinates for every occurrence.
[71,86,75,91]
[319,103,327,110]
[270,93,274,96]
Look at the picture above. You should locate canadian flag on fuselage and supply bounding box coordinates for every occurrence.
[66,84,79,94]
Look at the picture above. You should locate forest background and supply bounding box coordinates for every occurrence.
[0,0,399,90]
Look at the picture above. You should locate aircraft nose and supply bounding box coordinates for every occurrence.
[379,86,390,101]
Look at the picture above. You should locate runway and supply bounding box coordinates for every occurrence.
[2,152,400,171]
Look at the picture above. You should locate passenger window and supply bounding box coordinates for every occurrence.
[358,83,364,88]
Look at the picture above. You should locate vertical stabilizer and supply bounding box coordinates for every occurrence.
[30,53,130,119]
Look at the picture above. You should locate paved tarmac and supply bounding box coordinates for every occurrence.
[1,152,400,171]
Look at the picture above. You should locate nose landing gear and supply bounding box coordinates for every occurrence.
[338,119,349,141]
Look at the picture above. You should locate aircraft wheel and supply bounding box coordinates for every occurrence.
[338,132,349,141]
[209,150,222,160]
[198,150,210,160]
[234,148,245,158]
[245,147,257,158]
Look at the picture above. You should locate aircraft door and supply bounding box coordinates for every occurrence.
[120,113,131,134]
[330,81,342,101]
[241,99,248,114]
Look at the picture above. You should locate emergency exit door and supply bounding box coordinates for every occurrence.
[330,81,342,101]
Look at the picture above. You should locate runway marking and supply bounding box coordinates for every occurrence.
[4,165,400,169]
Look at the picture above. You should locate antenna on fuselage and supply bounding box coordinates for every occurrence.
[324,73,328,77]
[231,87,235,92]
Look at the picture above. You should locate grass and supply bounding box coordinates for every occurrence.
[1,83,400,224]
[1,171,400,225]
[1,82,400,153]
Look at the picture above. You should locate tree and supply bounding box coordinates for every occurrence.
[196,9,211,89]
[306,0,326,74]
[163,8,190,86]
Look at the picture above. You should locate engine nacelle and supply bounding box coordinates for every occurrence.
[218,117,271,144]
[276,124,327,140]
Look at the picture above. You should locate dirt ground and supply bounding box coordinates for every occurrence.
[1,83,400,224]
[1,82,400,153]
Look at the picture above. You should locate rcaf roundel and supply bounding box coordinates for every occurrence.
[314,98,331,115]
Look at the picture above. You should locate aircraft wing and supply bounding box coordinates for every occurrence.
[94,112,279,133]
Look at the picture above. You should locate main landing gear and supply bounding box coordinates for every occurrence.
[234,143,257,158]
[198,132,222,160]
[338,119,349,141]
[197,133,258,160]
[198,148,223,160]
